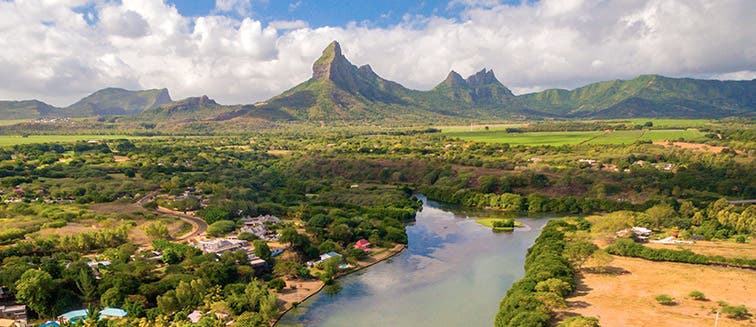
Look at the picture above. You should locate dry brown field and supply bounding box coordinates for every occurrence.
[563,256,756,326]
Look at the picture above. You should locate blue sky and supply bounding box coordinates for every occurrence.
[170,0,522,27]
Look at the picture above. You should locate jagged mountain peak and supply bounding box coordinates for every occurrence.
[440,71,467,88]
[313,41,351,80]
[466,69,501,86]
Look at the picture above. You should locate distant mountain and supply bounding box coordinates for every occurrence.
[518,75,755,118]
[64,87,172,116]
[431,69,515,106]
[0,100,58,119]
[137,95,293,123]
[1,41,753,123]
[139,95,222,122]
[254,41,437,121]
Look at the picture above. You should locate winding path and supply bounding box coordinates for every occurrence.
[136,190,208,240]
[155,206,208,240]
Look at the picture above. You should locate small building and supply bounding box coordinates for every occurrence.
[354,239,371,251]
[58,309,88,324]
[631,227,652,236]
[0,319,18,327]
[320,252,341,262]
[194,239,248,254]
[86,261,111,268]
[99,307,127,320]
[240,215,282,240]
[0,305,27,320]
[307,252,342,268]
[246,253,267,268]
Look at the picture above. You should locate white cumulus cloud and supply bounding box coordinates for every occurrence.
[0,0,753,106]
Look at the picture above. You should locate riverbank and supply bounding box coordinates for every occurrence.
[272,243,406,325]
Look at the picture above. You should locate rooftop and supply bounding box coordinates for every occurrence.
[99,307,127,318]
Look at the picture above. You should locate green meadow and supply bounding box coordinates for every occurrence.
[445,129,707,146]
[0,135,151,146]
[444,130,602,145]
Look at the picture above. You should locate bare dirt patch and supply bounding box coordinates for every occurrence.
[653,141,737,154]
[564,256,756,326]
[276,279,325,311]
[37,222,100,237]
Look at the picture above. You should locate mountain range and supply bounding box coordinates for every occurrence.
[1,41,754,123]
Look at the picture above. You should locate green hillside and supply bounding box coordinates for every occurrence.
[64,87,172,116]
[519,75,755,118]
[0,100,58,119]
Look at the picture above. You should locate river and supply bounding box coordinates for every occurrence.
[276,196,552,327]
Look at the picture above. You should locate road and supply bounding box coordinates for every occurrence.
[136,189,209,240]
[155,206,209,240]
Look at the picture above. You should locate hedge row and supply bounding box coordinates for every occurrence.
[606,239,756,269]
[495,220,595,326]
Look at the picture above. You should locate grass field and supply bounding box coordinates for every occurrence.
[624,118,714,129]
[0,119,29,126]
[583,129,708,145]
[0,135,159,146]
[445,129,707,146]
[445,130,602,145]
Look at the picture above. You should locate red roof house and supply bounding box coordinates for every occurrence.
[354,239,371,251]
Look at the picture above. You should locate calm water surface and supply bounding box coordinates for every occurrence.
[277,196,551,327]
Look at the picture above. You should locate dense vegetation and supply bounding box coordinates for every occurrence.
[495,218,593,326]
[0,118,752,326]
[606,239,756,268]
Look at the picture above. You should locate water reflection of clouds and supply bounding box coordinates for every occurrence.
[278,198,555,327]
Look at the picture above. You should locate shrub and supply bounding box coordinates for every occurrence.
[735,235,746,243]
[719,302,750,320]
[558,316,601,327]
[688,290,706,301]
[655,294,675,305]
[207,220,236,237]
[267,278,286,291]
[237,232,259,241]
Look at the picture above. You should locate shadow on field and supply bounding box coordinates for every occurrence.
[583,266,630,275]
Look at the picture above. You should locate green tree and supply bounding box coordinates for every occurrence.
[252,240,271,261]
[75,267,98,305]
[273,260,300,279]
[207,220,237,237]
[233,311,265,327]
[15,269,54,317]
[267,278,286,291]
[199,206,230,225]
[558,316,600,327]
[563,241,598,270]
[644,203,677,228]
[534,278,573,297]
[143,221,169,240]
[100,287,125,307]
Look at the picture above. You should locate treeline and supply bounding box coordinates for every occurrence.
[606,239,756,269]
[495,219,597,326]
[0,224,131,261]
[422,186,645,214]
